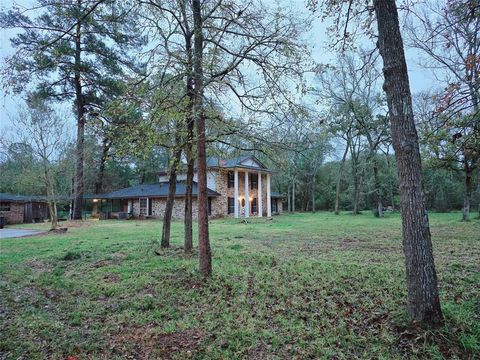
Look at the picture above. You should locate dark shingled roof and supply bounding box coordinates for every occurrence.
[205,155,272,173]
[92,181,220,200]
[271,191,284,198]
[159,155,271,175]
[0,193,48,203]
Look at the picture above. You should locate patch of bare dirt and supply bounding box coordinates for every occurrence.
[91,253,128,268]
[391,323,471,359]
[61,221,92,228]
[107,325,204,359]
[103,273,120,283]
[24,259,53,273]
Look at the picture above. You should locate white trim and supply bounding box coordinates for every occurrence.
[258,172,263,217]
[234,169,239,218]
[244,171,249,218]
[139,197,148,216]
[267,173,271,217]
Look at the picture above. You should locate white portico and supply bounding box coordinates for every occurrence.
[229,159,271,218]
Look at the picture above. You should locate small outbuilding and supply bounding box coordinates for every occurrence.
[0,193,49,225]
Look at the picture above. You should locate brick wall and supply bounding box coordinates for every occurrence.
[0,202,24,224]
[130,197,200,220]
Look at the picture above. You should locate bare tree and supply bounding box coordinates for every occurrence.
[12,101,68,230]
[142,0,310,272]
[407,1,480,220]
[317,53,389,216]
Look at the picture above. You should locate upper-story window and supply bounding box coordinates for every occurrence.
[250,173,258,190]
[227,171,235,188]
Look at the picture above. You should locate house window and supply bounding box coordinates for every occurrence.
[271,198,278,213]
[227,197,235,214]
[250,174,258,190]
[139,198,148,215]
[251,198,257,214]
[208,198,212,215]
[227,171,235,188]
[148,198,153,216]
[0,202,11,212]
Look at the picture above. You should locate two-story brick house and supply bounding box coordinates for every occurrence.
[92,155,283,219]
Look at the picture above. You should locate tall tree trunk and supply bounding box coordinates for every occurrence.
[287,185,291,212]
[351,142,362,215]
[184,133,194,252]
[292,181,295,212]
[373,158,384,217]
[44,163,57,230]
[352,173,359,215]
[463,165,473,221]
[182,3,194,252]
[373,0,443,326]
[72,5,85,220]
[335,142,350,214]
[161,145,182,248]
[311,175,316,213]
[95,138,110,194]
[192,0,211,276]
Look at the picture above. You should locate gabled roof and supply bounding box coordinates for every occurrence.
[91,181,220,200]
[206,155,270,172]
[158,155,271,175]
[0,193,48,203]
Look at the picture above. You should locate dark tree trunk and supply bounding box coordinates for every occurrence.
[72,7,85,220]
[44,163,58,230]
[287,185,291,212]
[184,133,194,252]
[311,176,316,213]
[373,159,384,217]
[182,3,195,252]
[351,140,362,215]
[463,165,473,221]
[335,142,350,214]
[95,138,110,194]
[352,171,359,215]
[373,0,443,327]
[161,146,182,248]
[292,180,295,212]
[192,0,211,276]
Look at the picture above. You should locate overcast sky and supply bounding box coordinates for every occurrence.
[0,0,437,138]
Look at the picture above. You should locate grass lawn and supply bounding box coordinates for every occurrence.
[1,212,479,359]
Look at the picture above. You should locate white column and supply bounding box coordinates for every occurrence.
[244,171,249,218]
[258,172,263,217]
[267,173,271,217]
[234,169,239,218]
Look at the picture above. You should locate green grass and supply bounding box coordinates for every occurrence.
[1,212,479,359]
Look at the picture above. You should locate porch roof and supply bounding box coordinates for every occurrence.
[90,181,221,200]
[271,191,285,199]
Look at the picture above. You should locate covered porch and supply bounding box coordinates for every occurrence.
[228,168,272,218]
